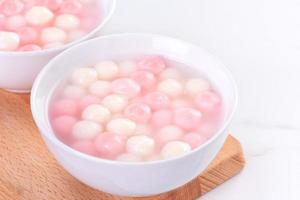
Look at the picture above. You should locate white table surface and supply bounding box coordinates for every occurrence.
[102,0,300,199]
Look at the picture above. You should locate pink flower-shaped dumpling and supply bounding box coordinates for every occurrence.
[173,107,202,131]
[195,91,222,115]
[17,27,39,44]
[131,70,156,91]
[111,78,141,98]
[1,0,24,16]
[124,102,152,123]
[94,132,126,159]
[72,140,98,156]
[182,132,207,149]
[52,115,77,139]
[137,56,166,74]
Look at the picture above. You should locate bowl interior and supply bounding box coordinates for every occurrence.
[31,33,237,162]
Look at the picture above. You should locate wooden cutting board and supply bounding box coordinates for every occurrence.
[0,89,245,200]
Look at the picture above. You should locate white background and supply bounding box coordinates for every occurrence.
[102,0,300,199]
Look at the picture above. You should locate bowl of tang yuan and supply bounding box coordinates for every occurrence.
[0,0,115,93]
[31,33,238,197]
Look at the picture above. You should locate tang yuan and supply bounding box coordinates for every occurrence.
[0,0,102,51]
[49,55,224,162]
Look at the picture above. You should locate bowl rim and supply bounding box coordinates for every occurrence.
[0,0,116,56]
[31,33,239,166]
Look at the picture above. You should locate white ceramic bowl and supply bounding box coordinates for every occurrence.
[31,33,238,197]
[0,0,116,93]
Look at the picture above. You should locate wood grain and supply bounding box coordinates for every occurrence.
[0,89,245,200]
